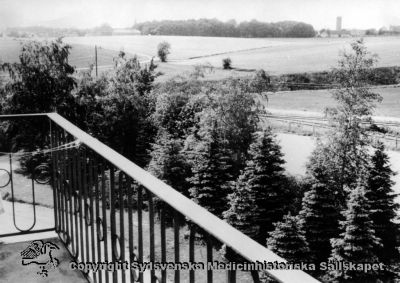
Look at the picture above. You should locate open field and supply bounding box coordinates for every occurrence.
[63,35,400,75]
[0,38,145,71]
[0,38,246,81]
[3,36,400,79]
[265,86,400,118]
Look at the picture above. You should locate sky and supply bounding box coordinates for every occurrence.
[0,0,399,30]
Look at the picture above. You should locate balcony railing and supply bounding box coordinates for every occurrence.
[0,113,320,283]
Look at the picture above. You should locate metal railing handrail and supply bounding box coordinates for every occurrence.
[1,113,320,282]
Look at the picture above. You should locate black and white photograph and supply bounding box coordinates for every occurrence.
[0,0,399,282]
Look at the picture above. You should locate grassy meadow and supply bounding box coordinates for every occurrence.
[62,35,400,75]
[3,35,400,81]
[0,38,145,71]
[265,86,400,118]
[1,36,400,117]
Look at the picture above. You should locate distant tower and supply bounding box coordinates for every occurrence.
[336,16,342,31]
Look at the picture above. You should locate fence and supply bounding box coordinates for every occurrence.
[0,113,320,283]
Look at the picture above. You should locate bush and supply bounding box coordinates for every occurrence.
[222,57,232,69]
[367,66,399,85]
[157,41,171,62]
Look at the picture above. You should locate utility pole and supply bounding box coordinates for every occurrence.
[95,45,98,77]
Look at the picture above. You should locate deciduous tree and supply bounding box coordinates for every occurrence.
[157,41,171,62]
[307,39,382,208]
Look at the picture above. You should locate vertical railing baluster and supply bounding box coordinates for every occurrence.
[137,186,144,283]
[82,149,90,271]
[225,248,236,283]
[50,121,58,233]
[88,154,98,283]
[56,128,63,235]
[206,235,213,283]
[95,157,103,283]
[251,270,261,283]
[61,130,69,245]
[101,162,110,283]
[77,149,85,263]
[174,211,180,283]
[56,127,63,235]
[119,172,126,283]
[110,167,118,283]
[189,224,196,283]
[160,205,166,283]
[127,179,136,282]
[73,149,80,259]
[148,192,155,283]
[227,270,236,283]
[56,127,63,236]
[68,147,75,257]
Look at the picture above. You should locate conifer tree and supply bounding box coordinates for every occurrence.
[223,172,259,240]
[298,182,340,265]
[366,142,400,264]
[148,131,190,196]
[267,213,310,262]
[224,129,287,243]
[329,185,383,282]
[188,124,234,218]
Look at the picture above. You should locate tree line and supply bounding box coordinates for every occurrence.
[0,39,399,282]
[134,19,316,38]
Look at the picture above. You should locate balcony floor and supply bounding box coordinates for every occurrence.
[0,237,88,283]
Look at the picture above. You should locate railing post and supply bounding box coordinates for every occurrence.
[45,113,322,283]
[49,120,59,233]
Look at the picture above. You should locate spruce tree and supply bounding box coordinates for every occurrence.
[298,182,340,265]
[329,185,383,282]
[223,172,259,240]
[366,142,400,264]
[148,131,190,196]
[188,124,234,218]
[266,213,310,262]
[224,129,287,243]
[148,131,191,221]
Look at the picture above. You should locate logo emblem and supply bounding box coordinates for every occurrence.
[20,240,60,277]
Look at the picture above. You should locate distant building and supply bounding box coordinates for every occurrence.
[349,29,366,37]
[318,29,352,38]
[389,26,400,33]
[336,16,342,31]
[112,28,141,36]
